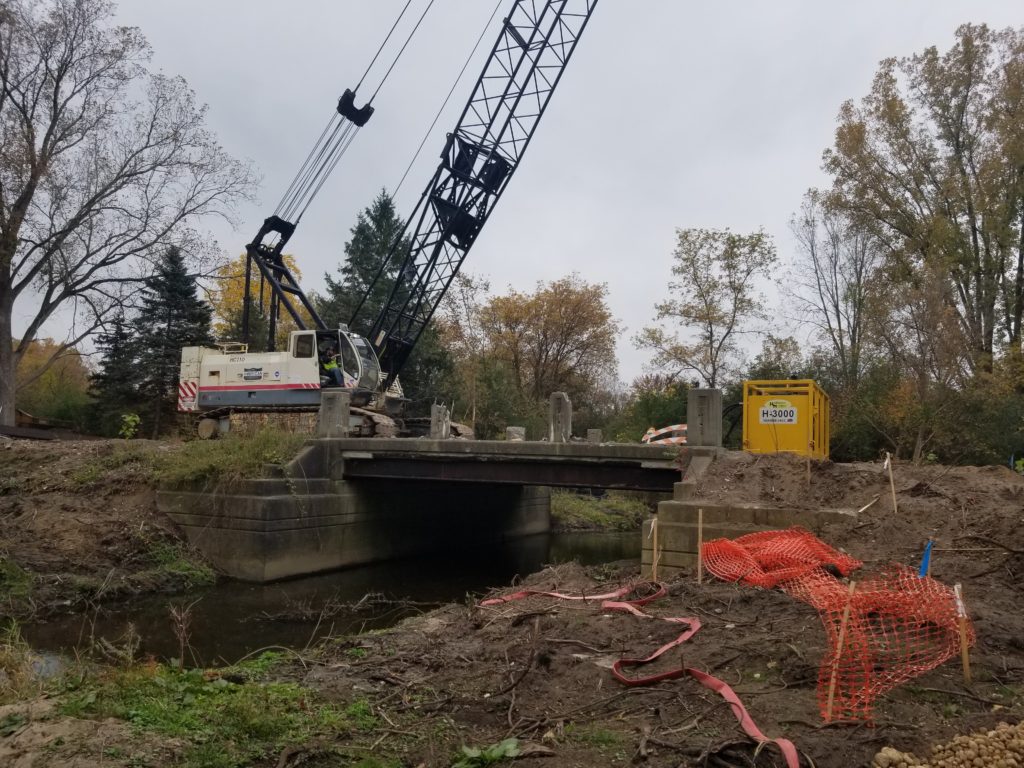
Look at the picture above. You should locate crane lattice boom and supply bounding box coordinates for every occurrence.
[363,0,599,387]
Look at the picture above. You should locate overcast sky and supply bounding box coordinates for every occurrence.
[94,1,1022,380]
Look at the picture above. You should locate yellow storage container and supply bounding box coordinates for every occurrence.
[742,380,830,459]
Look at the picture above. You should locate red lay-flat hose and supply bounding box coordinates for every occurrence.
[480,581,801,768]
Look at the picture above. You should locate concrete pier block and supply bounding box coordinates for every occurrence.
[549,392,572,443]
[317,390,351,438]
[430,404,451,440]
[586,429,602,444]
[506,426,526,442]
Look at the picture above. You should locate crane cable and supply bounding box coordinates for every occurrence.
[392,0,503,199]
[356,0,414,93]
[272,0,437,227]
[351,0,503,325]
[368,0,436,105]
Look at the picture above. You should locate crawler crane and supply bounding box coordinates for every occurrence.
[178,1,599,436]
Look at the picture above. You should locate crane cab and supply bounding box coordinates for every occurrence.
[299,328,382,406]
[178,328,383,414]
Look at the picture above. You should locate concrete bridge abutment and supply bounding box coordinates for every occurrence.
[157,439,552,582]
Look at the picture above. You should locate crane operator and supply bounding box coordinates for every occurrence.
[319,341,345,388]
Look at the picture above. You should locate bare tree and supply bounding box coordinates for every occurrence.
[0,0,256,425]
[788,190,880,387]
[636,228,776,388]
[437,272,491,426]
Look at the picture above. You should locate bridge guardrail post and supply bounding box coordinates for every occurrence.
[549,392,572,443]
[686,389,722,447]
[430,404,451,440]
[317,390,351,438]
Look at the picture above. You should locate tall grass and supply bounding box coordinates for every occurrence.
[154,428,308,489]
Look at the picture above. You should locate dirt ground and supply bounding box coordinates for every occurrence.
[0,439,208,620]
[291,453,1024,767]
[0,445,1022,767]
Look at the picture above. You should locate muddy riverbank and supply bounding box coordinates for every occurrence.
[2,444,1023,767]
[0,438,649,623]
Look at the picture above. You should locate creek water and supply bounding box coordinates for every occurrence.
[22,531,640,665]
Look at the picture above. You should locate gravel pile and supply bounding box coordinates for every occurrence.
[873,721,1024,768]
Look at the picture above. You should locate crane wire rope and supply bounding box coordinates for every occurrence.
[270,0,436,229]
[350,0,503,324]
[356,0,414,92]
[368,0,437,104]
[283,121,356,221]
[276,120,354,222]
[392,0,503,199]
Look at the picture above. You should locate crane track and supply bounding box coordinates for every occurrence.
[190,405,398,437]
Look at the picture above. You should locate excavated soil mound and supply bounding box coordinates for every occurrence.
[298,455,1024,767]
[0,440,203,618]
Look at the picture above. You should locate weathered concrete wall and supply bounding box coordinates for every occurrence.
[642,456,856,578]
[157,444,552,582]
[157,435,683,582]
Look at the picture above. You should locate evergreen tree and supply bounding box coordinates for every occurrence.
[134,247,214,437]
[319,191,456,414]
[89,314,143,435]
[320,190,407,336]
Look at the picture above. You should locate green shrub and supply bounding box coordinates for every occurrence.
[550,491,649,531]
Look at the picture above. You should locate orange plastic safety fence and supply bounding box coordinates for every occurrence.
[701,527,862,588]
[701,528,975,722]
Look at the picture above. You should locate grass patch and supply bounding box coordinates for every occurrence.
[2,429,307,495]
[0,622,44,703]
[154,429,308,489]
[144,541,216,589]
[344,698,378,730]
[550,491,649,531]
[69,443,160,489]
[0,557,33,602]
[225,650,284,681]
[61,665,350,768]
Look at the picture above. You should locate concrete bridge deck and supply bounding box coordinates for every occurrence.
[330,438,686,492]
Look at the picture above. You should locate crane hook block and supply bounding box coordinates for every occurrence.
[337,89,374,127]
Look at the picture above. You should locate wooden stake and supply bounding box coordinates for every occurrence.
[954,583,971,685]
[886,451,899,515]
[697,507,704,585]
[856,494,881,515]
[651,517,659,582]
[825,580,857,722]
[926,538,934,578]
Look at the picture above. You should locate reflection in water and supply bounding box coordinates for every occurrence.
[23,531,640,664]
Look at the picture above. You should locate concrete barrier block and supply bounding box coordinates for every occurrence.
[317,391,351,438]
